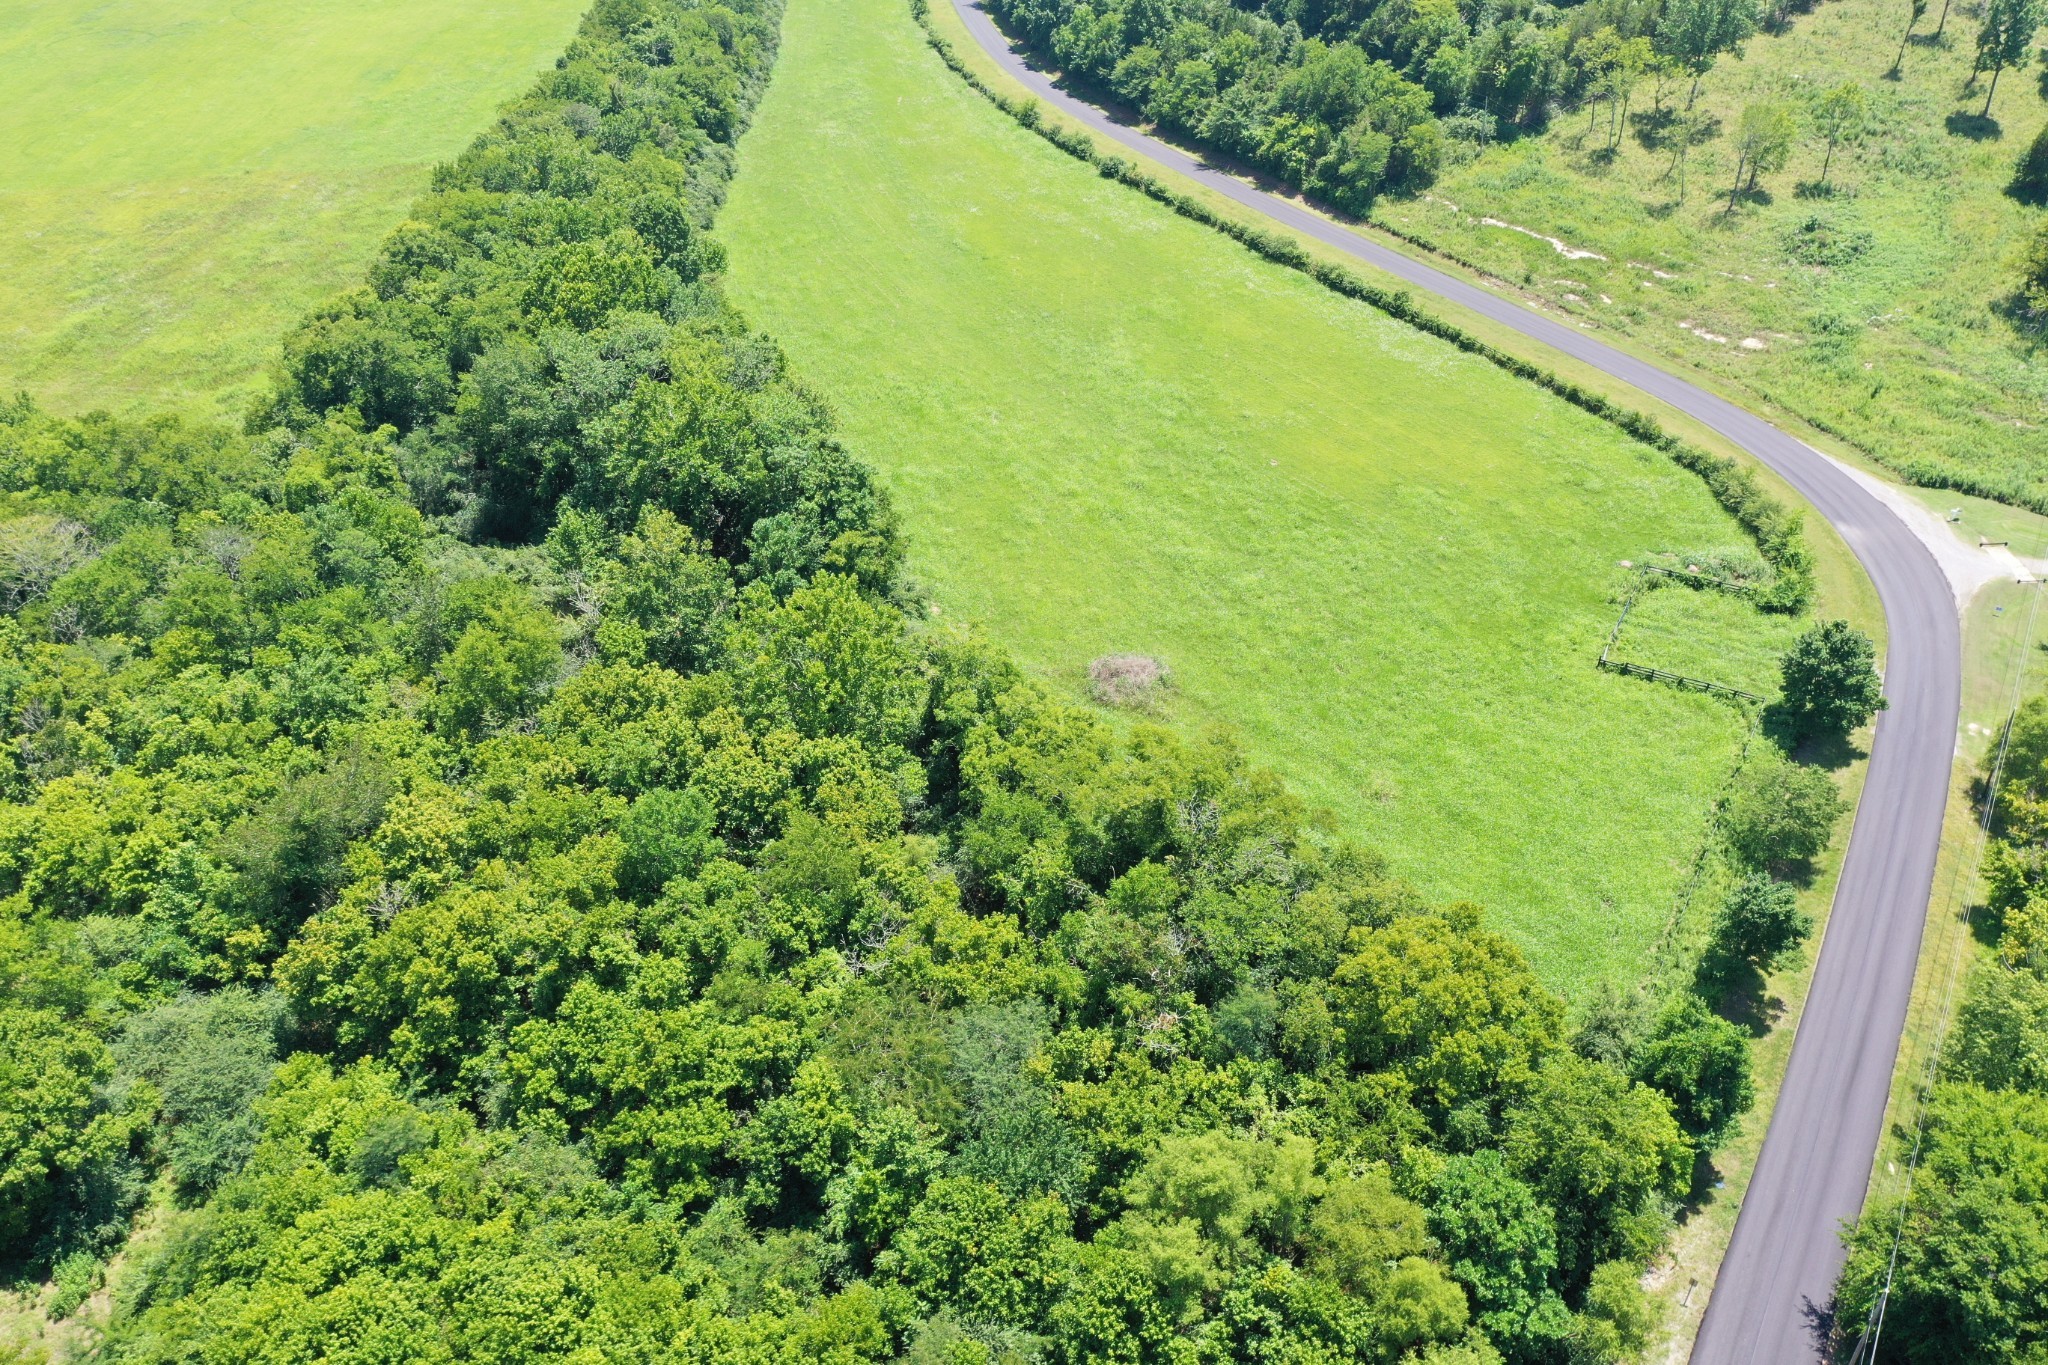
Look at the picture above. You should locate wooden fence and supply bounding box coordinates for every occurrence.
[1597,572,1764,703]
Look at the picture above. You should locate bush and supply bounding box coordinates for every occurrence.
[1712,872,1812,969]
[1723,746,1847,870]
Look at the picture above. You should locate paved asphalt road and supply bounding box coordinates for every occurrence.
[940,3,1964,1357]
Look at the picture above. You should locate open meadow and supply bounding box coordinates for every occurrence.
[1383,0,2048,510]
[720,0,1811,990]
[0,0,584,418]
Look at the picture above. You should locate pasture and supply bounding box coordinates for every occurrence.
[719,0,1808,989]
[0,0,584,417]
[1384,0,2048,511]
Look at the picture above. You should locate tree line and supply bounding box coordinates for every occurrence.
[0,0,1871,1362]
[981,0,1776,209]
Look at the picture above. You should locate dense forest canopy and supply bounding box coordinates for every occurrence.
[0,0,1799,1362]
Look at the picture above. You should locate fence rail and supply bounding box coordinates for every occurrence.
[1596,656,1763,701]
[1596,567,1765,703]
[1635,563,1754,592]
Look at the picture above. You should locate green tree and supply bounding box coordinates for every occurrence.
[1976,0,2045,114]
[1656,0,1762,106]
[1599,36,1657,150]
[1809,82,1867,185]
[1571,1261,1658,1363]
[596,506,734,671]
[1728,101,1798,208]
[1331,909,1565,1115]
[1504,1054,1691,1287]
[1304,1168,1437,1293]
[1712,872,1813,969]
[890,1176,1076,1327]
[1424,1151,1570,1356]
[1629,994,1754,1144]
[1722,747,1847,869]
[1893,0,1929,76]
[1664,107,1718,199]
[1948,963,2048,1093]
[1777,619,1886,739]
[616,787,722,900]
[1117,1129,1320,1269]
[0,1008,131,1252]
[429,576,563,739]
[1838,1084,2048,1362]
[726,574,923,753]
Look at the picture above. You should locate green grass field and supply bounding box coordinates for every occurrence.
[0,0,585,418]
[719,0,1807,990]
[1377,0,2048,510]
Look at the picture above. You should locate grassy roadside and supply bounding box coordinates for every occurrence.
[1391,0,2048,515]
[916,2,1916,1354]
[1868,575,2048,1199]
[1644,721,1871,1363]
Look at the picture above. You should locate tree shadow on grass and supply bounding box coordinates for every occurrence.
[1714,185,1777,221]
[1679,1147,1728,1219]
[1760,715,1865,772]
[1995,289,2048,339]
[1695,948,1789,1037]
[1631,105,1679,149]
[1947,111,2003,140]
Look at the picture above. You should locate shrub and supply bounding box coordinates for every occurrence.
[1712,872,1812,969]
[1722,746,1847,870]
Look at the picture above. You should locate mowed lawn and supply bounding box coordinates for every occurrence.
[719,0,1800,991]
[0,0,585,417]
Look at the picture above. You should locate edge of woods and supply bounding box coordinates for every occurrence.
[896,2,1892,1359]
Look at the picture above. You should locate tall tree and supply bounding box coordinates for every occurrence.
[1664,107,1717,198]
[1656,0,1762,107]
[1810,81,1868,185]
[1892,0,1929,76]
[1728,100,1798,208]
[1603,36,1657,149]
[1977,0,2045,114]
[1776,619,1887,739]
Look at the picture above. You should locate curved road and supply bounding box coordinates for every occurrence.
[942,3,1961,1358]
